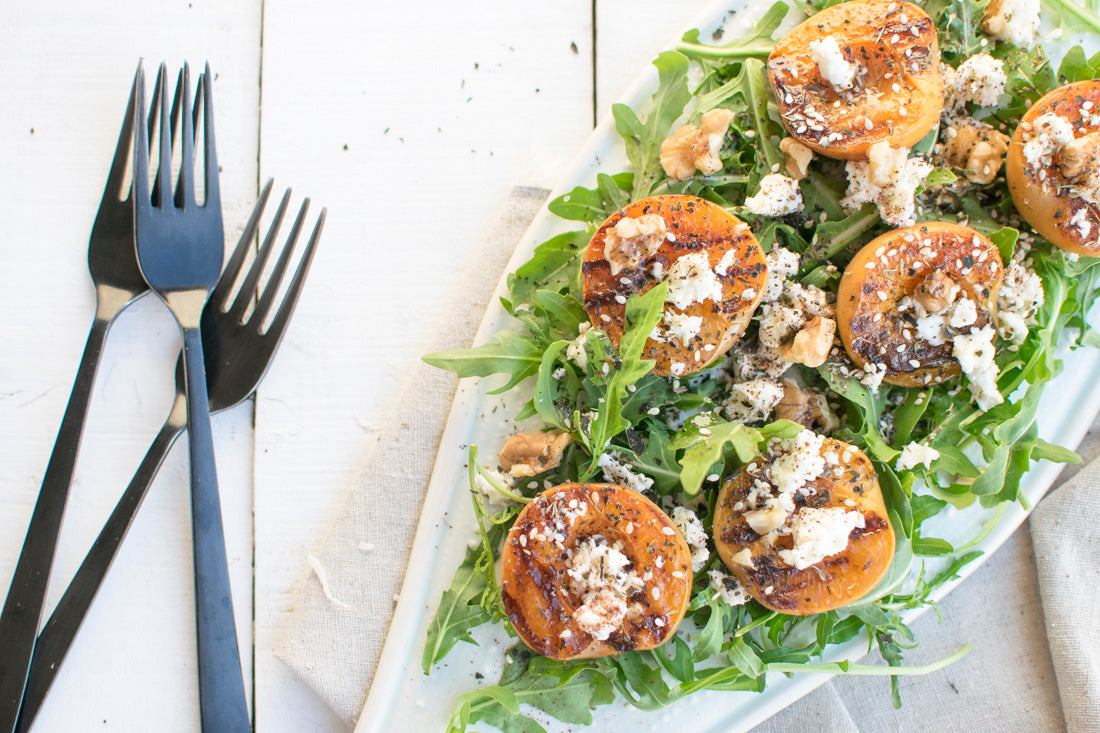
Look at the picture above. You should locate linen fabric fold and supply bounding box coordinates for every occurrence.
[274,186,550,725]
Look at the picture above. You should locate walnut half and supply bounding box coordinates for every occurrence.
[779,137,814,180]
[499,430,572,478]
[944,121,1010,185]
[912,270,960,314]
[603,214,668,275]
[659,108,735,180]
[778,316,836,368]
[1060,131,1100,181]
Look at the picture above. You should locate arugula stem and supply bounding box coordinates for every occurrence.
[675,42,774,61]
[735,610,779,638]
[766,644,973,676]
[953,502,1007,553]
[1044,0,1100,34]
[815,207,879,258]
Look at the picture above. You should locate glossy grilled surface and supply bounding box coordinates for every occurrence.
[768,0,943,160]
[1007,80,1100,256]
[837,222,1004,387]
[500,483,693,661]
[581,195,767,378]
[713,438,895,615]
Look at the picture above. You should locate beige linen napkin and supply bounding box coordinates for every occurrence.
[277,185,1098,731]
[274,186,551,724]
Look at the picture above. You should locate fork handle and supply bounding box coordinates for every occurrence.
[16,402,185,733]
[0,315,111,733]
[181,326,251,733]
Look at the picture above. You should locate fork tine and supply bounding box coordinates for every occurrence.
[106,69,138,201]
[202,62,220,210]
[179,64,195,208]
[155,63,172,209]
[252,198,310,328]
[210,178,275,310]
[264,208,326,338]
[167,68,184,207]
[132,62,152,211]
[226,187,291,323]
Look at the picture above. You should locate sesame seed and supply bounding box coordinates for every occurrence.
[647,407,660,416]
[614,294,627,304]
[909,359,920,368]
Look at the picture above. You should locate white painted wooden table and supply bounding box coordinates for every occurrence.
[0,1,715,730]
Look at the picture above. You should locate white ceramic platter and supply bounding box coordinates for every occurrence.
[357,1,1100,730]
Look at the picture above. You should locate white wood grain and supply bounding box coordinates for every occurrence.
[251,2,595,730]
[0,1,261,729]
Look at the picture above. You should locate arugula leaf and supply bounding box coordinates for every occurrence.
[613,52,692,201]
[451,653,615,732]
[583,284,668,475]
[424,331,543,394]
[671,419,768,496]
[548,173,633,225]
[989,226,1019,266]
[507,230,587,308]
[1058,45,1100,82]
[676,2,787,62]
[1043,0,1100,34]
[928,0,990,62]
[423,552,491,674]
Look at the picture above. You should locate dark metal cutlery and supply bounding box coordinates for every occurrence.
[131,61,253,733]
[0,66,155,733]
[17,179,325,732]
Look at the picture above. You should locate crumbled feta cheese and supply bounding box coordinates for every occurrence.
[744,173,803,217]
[915,312,948,346]
[768,429,827,497]
[723,378,785,424]
[568,536,644,641]
[473,468,516,512]
[708,570,749,606]
[999,261,1045,318]
[809,36,857,90]
[565,322,591,370]
[953,324,1003,410]
[671,507,710,572]
[858,363,887,393]
[896,441,941,471]
[952,54,1007,109]
[996,261,1044,344]
[948,297,978,329]
[651,310,704,346]
[776,507,865,570]
[730,548,754,568]
[597,451,654,494]
[1071,207,1092,240]
[983,0,1040,47]
[761,246,801,303]
[758,303,805,349]
[1022,113,1075,172]
[603,214,668,276]
[842,142,932,226]
[664,252,724,310]
[997,310,1029,345]
[744,503,789,535]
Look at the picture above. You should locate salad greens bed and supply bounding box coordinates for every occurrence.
[421,1,1100,730]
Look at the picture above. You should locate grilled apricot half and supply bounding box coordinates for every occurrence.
[768,0,944,160]
[581,195,767,378]
[1006,80,1100,256]
[712,437,894,614]
[837,222,1004,387]
[500,483,693,661]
